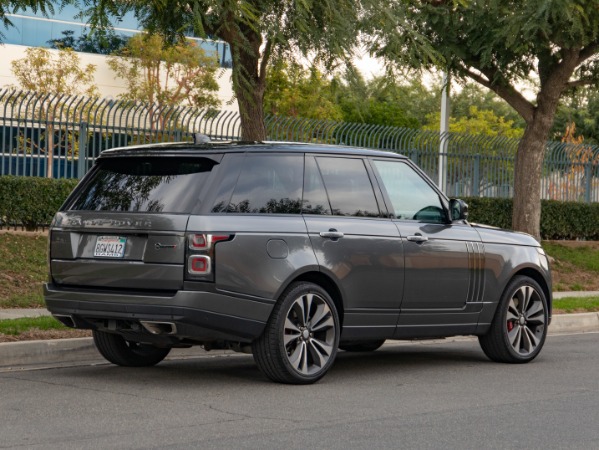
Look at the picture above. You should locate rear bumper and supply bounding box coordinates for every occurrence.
[44,283,273,343]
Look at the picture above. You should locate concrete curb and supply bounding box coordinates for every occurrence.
[0,337,233,371]
[0,313,597,371]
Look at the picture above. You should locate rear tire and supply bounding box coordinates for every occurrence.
[93,330,171,367]
[479,276,548,363]
[339,340,386,352]
[252,282,340,384]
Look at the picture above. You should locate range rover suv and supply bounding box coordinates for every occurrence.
[44,141,552,384]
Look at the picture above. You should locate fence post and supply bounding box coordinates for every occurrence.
[78,121,88,179]
[473,154,480,197]
[584,162,592,203]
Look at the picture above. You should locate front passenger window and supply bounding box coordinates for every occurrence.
[373,160,445,223]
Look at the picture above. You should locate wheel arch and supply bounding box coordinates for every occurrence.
[279,271,345,327]
[510,267,552,320]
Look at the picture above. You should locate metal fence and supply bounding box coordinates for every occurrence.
[1,88,598,202]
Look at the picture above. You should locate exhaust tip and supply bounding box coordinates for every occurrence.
[140,321,177,335]
[53,314,76,328]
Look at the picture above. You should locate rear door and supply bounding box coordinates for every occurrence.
[303,155,404,340]
[49,154,220,291]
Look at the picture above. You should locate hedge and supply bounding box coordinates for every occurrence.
[464,197,599,240]
[0,176,78,230]
[0,176,597,239]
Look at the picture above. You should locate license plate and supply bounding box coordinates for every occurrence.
[94,236,127,258]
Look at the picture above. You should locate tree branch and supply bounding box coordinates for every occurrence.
[578,42,599,65]
[259,38,273,83]
[565,78,595,89]
[460,65,535,123]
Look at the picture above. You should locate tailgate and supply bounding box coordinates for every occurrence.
[50,211,187,291]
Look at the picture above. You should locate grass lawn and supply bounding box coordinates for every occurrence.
[553,296,599,313]
[0,316,66,335]
[0,233,47,308]
[543,241,599,292]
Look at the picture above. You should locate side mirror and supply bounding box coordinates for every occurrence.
[449,199,469,221]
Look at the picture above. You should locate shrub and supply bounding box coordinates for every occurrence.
[0,176,78,230]
[463,197,599,240]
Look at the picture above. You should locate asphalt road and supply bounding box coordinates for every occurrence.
[1,333,599,450]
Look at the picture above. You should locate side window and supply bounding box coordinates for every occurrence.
[228,154,303,214]
[372,160,446,223]
[316,157,380,217]
[302,156,331,215]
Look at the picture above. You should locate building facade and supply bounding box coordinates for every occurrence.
[0,7,236,110]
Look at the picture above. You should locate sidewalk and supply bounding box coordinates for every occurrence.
[1,292,598,371]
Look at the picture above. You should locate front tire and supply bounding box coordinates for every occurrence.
[93,330,171,367]
[479,276,548,363]
[252,282,340,384]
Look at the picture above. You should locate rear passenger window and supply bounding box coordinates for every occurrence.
[227,154,303,214]
[302,157,331,215]
[316,157,380,217]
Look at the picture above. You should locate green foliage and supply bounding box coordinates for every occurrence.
[552,87,599,144]
[331,70,420,128]
[108,33,220,111]
[463,197,513,230]
[425,107,524,138]
[0,176,77,230]
[464,197,599,240]
[543,242,599,273]
[0,317,67,335]
[553,297,599,313]
[264,62,343,121]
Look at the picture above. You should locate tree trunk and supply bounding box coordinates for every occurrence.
[512,123,549,242]
[226,27,267,141]
[512,93,562,242]
[235,80,266,141]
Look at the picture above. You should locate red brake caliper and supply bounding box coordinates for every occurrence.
[507,321,514,332]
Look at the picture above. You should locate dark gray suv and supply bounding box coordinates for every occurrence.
[44,141,552,384]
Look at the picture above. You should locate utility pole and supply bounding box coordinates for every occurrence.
[439,73,450,193]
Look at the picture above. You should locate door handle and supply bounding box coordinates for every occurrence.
[319,229,344,240]
[407,234,428,243]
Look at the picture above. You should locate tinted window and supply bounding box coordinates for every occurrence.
[228,154,303,214]
[316,157,380,217]
[373,160,445,223]
[302,156,331,215]
[70,157,217,213]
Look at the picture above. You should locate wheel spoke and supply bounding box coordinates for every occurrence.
[307,339,329,368]
[285,317,301,334]
[510,326,522,351]
[525,301,544,322]
[523,326,539,350]
[288,341,308,374]
[302,294,314,325]
[507,299,519,320]
[309,304,329,329]
[292,299,307,327]
[311,315,334,332]
[520,286,533,313]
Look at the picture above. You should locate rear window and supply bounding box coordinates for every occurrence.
[69,157,217,213]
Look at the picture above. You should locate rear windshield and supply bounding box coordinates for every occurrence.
[69,157,217,213]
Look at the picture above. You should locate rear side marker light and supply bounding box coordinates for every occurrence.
[188,255,211,275]
[188,234,233,249]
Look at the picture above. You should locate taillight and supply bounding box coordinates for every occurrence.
[185,233,233,281]
[188,255,211,275]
